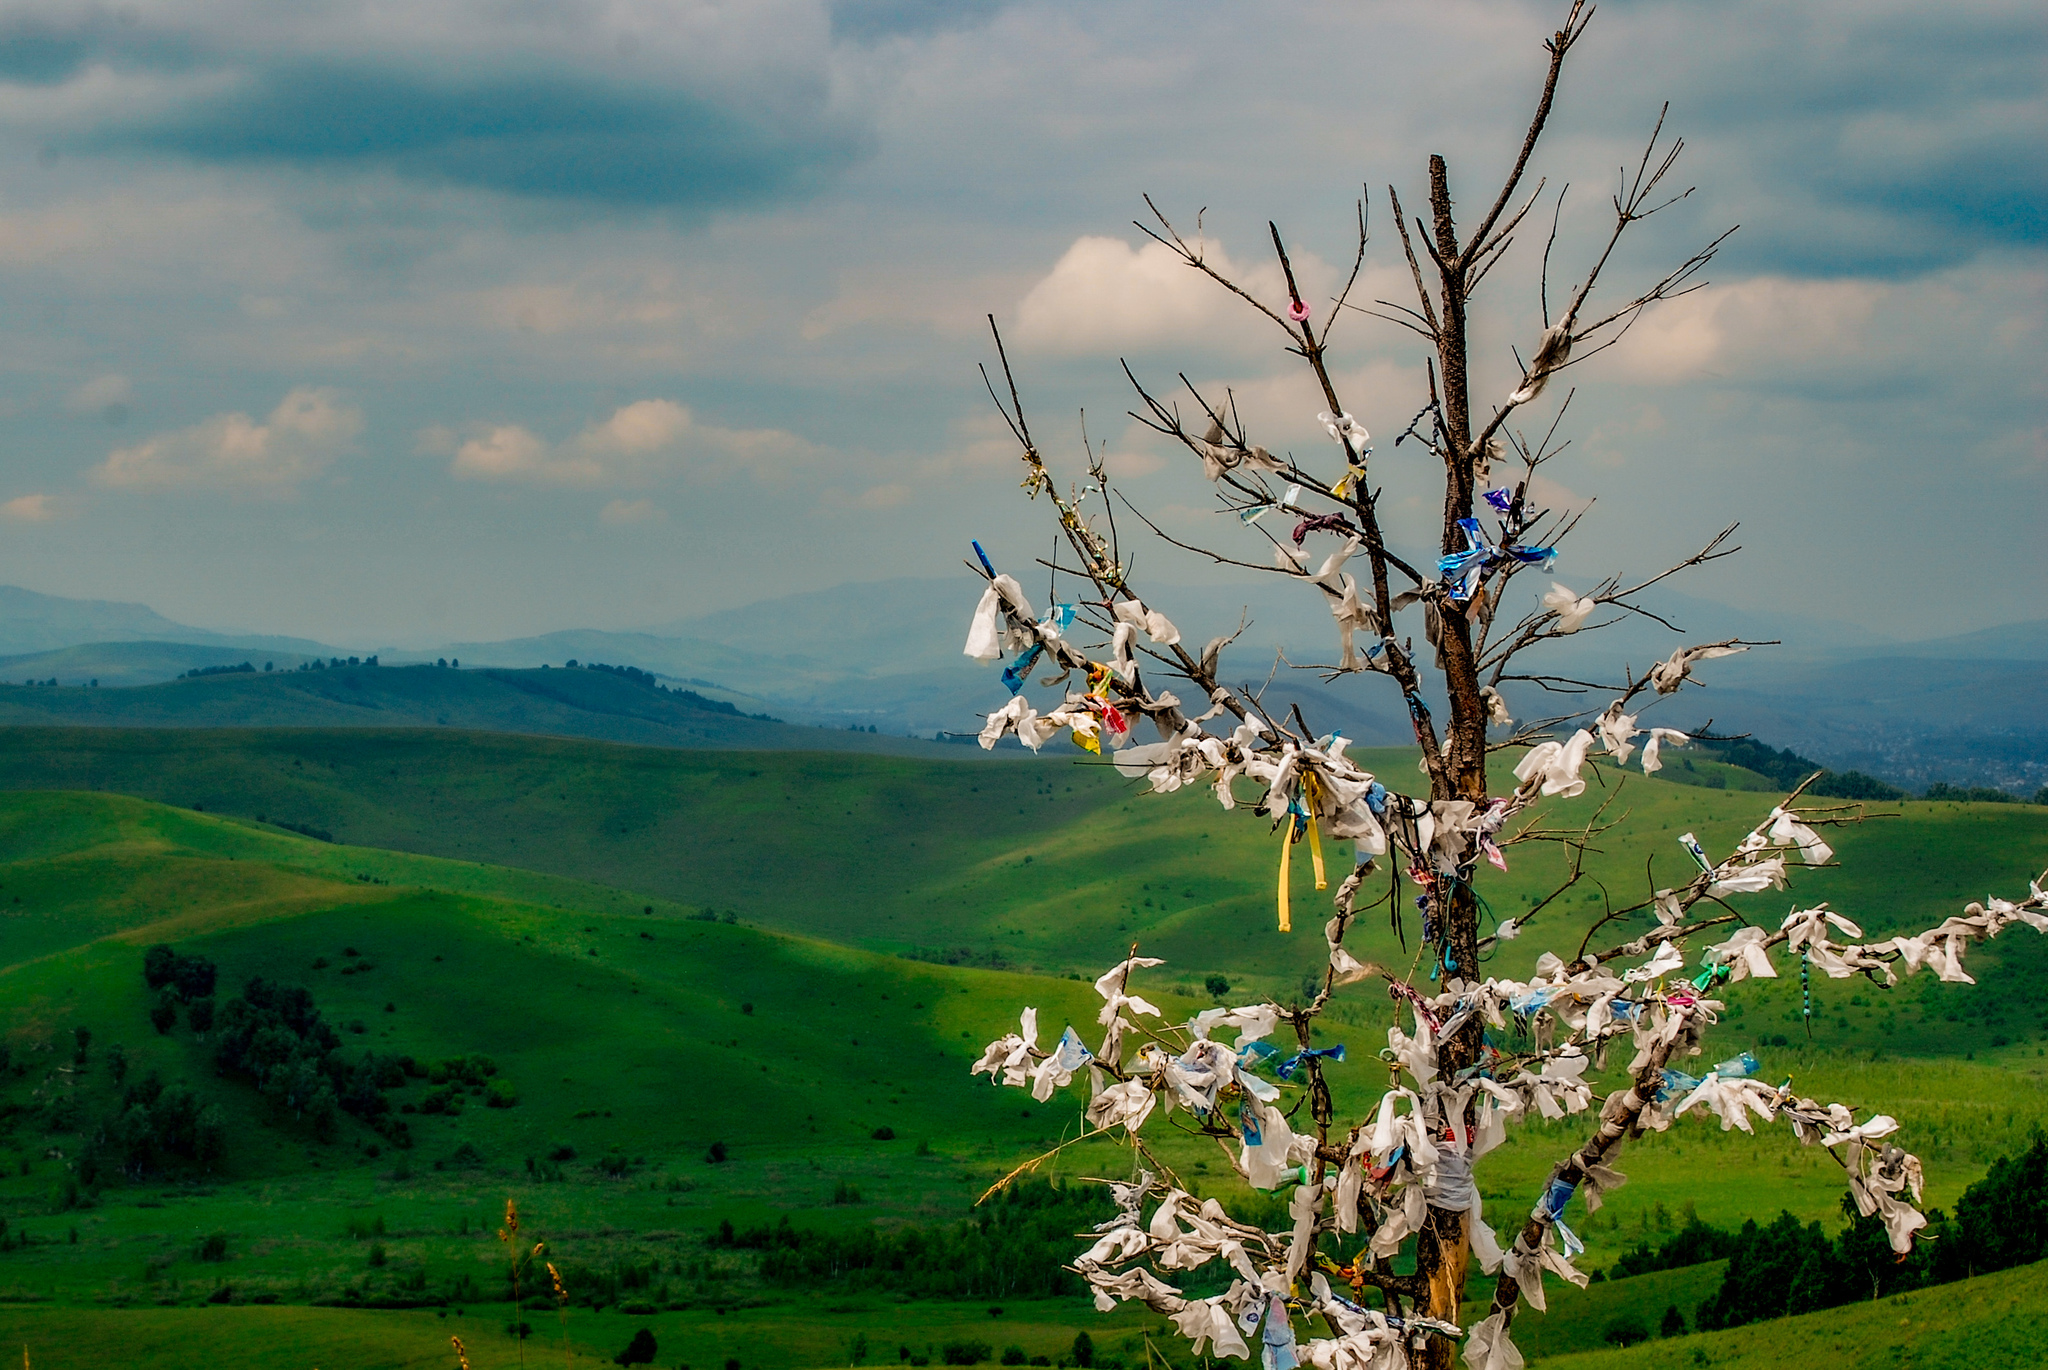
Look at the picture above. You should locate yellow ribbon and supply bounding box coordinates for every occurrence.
[1279,774,1338,934]
[1301,774,1328,893]
[1277,815,1294,933]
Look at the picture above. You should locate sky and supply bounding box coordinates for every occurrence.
[0,0,2038,649]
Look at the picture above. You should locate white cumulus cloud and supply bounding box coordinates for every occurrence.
[0,494,58,521]
[92,388,360,493]
[1014,235,1313,355]
[599,497,667,525]
[438,399,817,487]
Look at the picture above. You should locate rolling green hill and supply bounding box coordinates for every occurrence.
[0,720,2042,1370]
[0,726,2041,1011]
[0,665,988,758]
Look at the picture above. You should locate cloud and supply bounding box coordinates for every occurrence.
[830,0,1012,42]
[0,493,57,521]
[599,497,667,525]
[441,399,819,487]
[1014,235,1298,356]
[1,9,868,210]
[93,387,360,493]
[64,372,131,413]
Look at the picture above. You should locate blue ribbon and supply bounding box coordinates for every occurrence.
[1238,1040,1281,1070]
[1000,644,1043,695]
[1277,1044,1345,1079]
[1437,517,1557,602]
[1659,1051,1758,1102]
[1536,1176,1585,1255]
[1052,1026,1094,1073]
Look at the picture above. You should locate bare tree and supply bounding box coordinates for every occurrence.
[958,6,2048,1369]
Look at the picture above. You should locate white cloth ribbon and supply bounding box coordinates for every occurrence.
[1541,582,1595,633]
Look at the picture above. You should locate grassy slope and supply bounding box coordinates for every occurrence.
[0,793,1143,1170]
[1534,1258,2048,1370]
[0,667,984,758]
[0,727,2041,994]
[0,789,2039,1200]
[0,753,2040,1364]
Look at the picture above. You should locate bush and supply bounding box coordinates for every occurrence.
[1810,770,1905,801]
[143,945,218,1000]
[149,994,177,1035]
[1660,1304,1686,1338]
[104,1072,229,1177]
[1001,1349,1027,1366]
[1924,782,2020,804]
[744,1181,1095,1301]
[941,1341,991,1366]
[614,1329,658,1366]
[1602,1314,1650,1347]
[1610,1217,1739,1278]
[872,1126,896,1141]
[186,998,215,1034]
[1940,1131,2048,1278]
[1204,974,1230,999]
[196,1232,229,1262]
[1072,1333,1095,1368]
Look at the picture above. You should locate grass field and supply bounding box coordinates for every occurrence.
[0,727,2041,1366]
[1536,1258,2048,1370]
[0,727,2041,995]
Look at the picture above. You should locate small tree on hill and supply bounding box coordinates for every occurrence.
[956,6,2048,1368]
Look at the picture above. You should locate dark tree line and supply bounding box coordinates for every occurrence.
[718,1182,1096,1300]
[88,1071,226,1181]
[1609,1133,2048,1330]
[210,976,416,1146]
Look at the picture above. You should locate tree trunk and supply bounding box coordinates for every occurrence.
[1416,1207,1472,1370]
[1417,148,1488,1370]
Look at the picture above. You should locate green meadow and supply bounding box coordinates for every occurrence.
[0,727,2040,1367]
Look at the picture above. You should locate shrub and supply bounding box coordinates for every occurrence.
[196,1232,229,1262]
[1603,1314,1650,1347]
[614,1329,658,1366]
[941,1340,991,1366]
[1660,1304,1686,1338]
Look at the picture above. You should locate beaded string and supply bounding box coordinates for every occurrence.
[1801,947,1812,1040]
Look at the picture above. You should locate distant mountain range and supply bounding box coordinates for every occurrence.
[0,659,974,759]
[0,579,2040,792]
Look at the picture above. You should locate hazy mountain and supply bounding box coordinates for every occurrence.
[0,585,338,658]
[0,641,328,687]
[0,661,991,759]
[0,577,2037,791]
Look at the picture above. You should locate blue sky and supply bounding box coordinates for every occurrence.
[0,0,2038,647]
